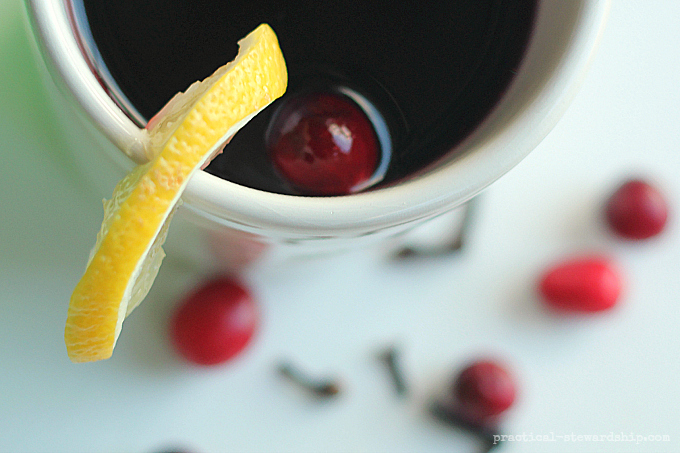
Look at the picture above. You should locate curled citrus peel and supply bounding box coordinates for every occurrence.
[65,24,287,363]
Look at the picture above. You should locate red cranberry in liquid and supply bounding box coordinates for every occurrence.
[170,277,258,366]
[605,178,668,240]
[539,256,623,313]
[452,360,517,425]
[266,92,380,195]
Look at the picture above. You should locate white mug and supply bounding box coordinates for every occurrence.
[23,0,611,271]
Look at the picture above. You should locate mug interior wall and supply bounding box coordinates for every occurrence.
[432,1,588,170]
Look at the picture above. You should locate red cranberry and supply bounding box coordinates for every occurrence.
[266,91,380,195]
[605,178,668,240]
[170,277,258,366]
[538,256,622,312]
[452,360,517,425]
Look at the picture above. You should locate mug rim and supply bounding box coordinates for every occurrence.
[26,0,611,239]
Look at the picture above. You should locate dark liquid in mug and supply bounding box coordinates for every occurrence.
[80,0,537,195]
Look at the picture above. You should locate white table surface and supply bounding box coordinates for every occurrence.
[1,1,679,452]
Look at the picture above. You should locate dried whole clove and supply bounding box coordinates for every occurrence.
[377,346,408,396]
[277,361,341,398]
[393,198,480,259]
[429,401,502,452]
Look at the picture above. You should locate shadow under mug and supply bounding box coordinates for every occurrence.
[24,0,610,271]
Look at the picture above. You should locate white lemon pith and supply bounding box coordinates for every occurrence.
[65,24,287,363]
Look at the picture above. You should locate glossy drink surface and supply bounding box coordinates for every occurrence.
[81,0,537,195]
